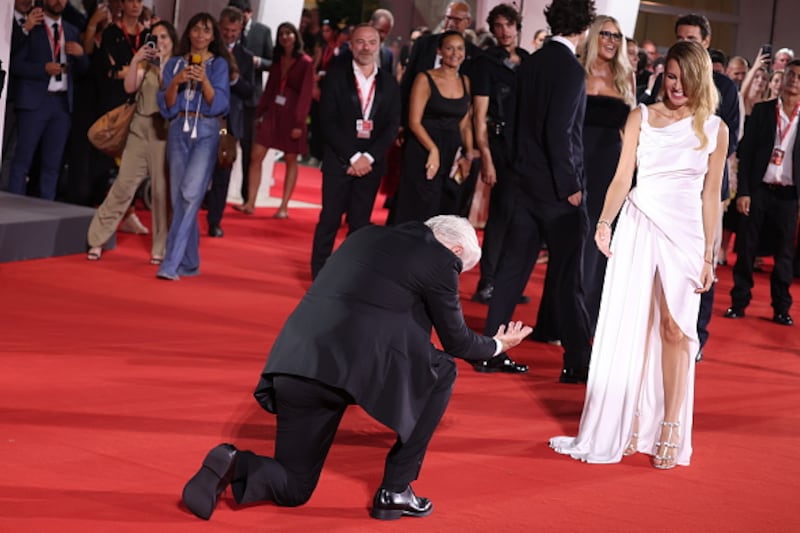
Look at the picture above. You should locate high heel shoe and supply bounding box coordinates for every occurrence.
[87,246,103,261]
[653,421,680,469]
[233,204,254,215]
[623,432,639,456]
[119,212,149,234]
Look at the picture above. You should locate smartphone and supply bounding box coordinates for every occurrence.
[34,0,44,8]
[761,43,773,60]
[145,34,158,49]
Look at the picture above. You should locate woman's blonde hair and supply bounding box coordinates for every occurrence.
[580,15,634,106]
[660,40,719,150]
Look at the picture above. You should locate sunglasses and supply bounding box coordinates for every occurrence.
[599,30,623,42]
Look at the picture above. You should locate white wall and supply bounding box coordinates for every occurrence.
[0,1,12,162]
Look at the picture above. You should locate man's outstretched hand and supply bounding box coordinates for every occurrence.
[493,321,533,353]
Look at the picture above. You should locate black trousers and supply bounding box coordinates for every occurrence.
[731,184,798,314]
[239,107,255,202]
[231,362,456,507]
[485,197,592,368]
[207,161,232,227]
[310,166,382,279]
[477,138,517,287]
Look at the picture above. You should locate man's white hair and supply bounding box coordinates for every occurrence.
[425,215,481,271]
[776,47,795,59]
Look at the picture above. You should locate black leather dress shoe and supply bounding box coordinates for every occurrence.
[208,225,224,238]
[182,443,237,520]
[370,485,433,520]
[773,312,794,326]
[473,354,529,373]
[723,307,745,319]
[471,284,493,304]
[559,366,589,384]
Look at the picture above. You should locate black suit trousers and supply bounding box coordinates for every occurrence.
[310,166,382,278]
[239,107,256,202]
[486,198,592,368]
[207,163,230,227]
[231,360,456,506]
[478,138,517,284]
[731,185,798,314]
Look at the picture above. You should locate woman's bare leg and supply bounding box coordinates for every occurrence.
[275,153,298,218]
[240,143,268,213]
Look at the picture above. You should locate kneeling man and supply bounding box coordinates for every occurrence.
[182,215,531,520]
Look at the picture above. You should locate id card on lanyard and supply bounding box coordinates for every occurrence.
[772,101,800,166]
[355,75,376,139]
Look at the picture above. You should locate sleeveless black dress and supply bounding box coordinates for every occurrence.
[393,71,470,223]
[582,95,630,333]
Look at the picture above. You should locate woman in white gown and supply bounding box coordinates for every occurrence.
[550,41,729,469]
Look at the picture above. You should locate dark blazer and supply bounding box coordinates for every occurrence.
[227,44,255,140]
[319,62,400,174]
[255,222,496,441]
[10,19,89,113]
[399,33,481,124]
[737,99,800,198]
[244,20,273,105]
[513,39,586,201]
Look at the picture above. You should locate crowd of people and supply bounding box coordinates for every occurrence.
[3,0,799,522]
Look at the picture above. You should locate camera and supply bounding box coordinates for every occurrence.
[145,34,158,49]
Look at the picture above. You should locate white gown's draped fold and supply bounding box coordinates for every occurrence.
[550,105,721,465]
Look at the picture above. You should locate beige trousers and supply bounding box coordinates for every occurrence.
[87,113,169,258]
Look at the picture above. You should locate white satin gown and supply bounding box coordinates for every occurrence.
[550,104,721,465]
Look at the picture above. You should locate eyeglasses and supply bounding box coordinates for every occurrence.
[599,30,623,42]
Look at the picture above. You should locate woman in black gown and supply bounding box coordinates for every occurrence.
[392,31,475,223]
[579,16,633,333]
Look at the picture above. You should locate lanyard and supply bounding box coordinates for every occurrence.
[354,74,376,117]
[44,21,61,62]
[776,100,800,146]
[118,21,142,56]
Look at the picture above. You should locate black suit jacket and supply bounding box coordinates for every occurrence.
[737,99,800,198]
[227,44,255,140]
[319,62,400,175]
[254,222,496,441]
[243,21,273,106]
[513,40,586,201]
[399,33,481,125]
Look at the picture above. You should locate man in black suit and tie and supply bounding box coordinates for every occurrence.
[207,6,255,238]
[7,0,88,200]
[228,0,273,203]
[725,60,800,326]
[310,24,400,279]
[485,0,595,384]
[181,215,532,521]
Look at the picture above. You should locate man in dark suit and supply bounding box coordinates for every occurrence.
[310,25,401,278]
[485,0,595,384]
[207,6,255,238]
[640,13,740,358]
[724,60,800,326]
[370,8,395,74]
[228,0,273,203]
[181,215,532,521]
[7,0,89,201]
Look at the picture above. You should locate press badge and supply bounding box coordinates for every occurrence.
[356,119,373,139]
[771,147,785,166]
[275,95,287,106]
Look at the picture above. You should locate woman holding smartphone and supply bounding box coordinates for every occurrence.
[87,21,178,263]
[155,13,233,280]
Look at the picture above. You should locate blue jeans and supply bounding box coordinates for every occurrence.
[158,116,220,278]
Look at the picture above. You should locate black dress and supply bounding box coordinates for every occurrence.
[393,71,470,223]
[582,95,630,333]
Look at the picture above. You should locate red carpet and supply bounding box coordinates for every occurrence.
[1,163,798,532]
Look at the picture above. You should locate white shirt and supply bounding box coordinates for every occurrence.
[349,61,379,165]
[550,35,577,56]
[763,98,798,186]
[44,14,68,93]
